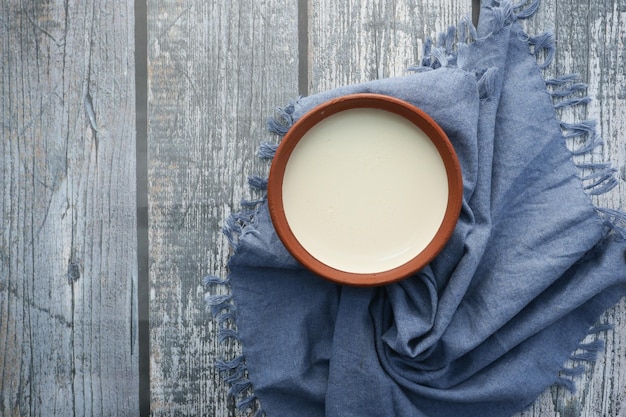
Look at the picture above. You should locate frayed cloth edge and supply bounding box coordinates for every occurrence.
[555,324,613,393]
[204,277,267,416]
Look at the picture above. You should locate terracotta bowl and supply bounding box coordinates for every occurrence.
[267,93,463,286]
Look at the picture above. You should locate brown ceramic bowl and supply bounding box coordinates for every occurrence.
[267,93,462,286]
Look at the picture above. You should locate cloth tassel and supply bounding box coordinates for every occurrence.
[546,73,581,86]
[569,134,603,155]
[554,376,578,393]
[588,323,615,334]
[222,368,246,386]
[458,16,477,43]
[228,379,252,397]
[578,339,605,352]
[421,37,433,67]
[458,18,469,44]
[581,167,618,183]
[223,209,261,248]
[576,162,611,171]
[445,26,456,53]
[559,365,586,376]
[217,328,240,343]
[266,118,289,135]
[570,351,600,362]
[565,339,604,371]
[266,103,296,136]
[258,142,278,159]
[204,294,233,316]
[586,178,618,196]
[236,394,258,411]
[478,67,499,100]
[216,310,237,325]
[561,120,596,138]
[430,47,449,68]
[203,274,229,286]
[554,95,592,109]
[597,208,626,237]
[222,214,244,248]
[216,355,245,372]
[597,207,626,225]
[214,349,263,414]
[513,0,541,19]
[556,339,606,393]
[528,31,556,68]
[487,2,514,32]
[551,83,588,98]
[437,31,447,48]
[223,368,246,385]
[248,176,268,191]
[456,43,470,69]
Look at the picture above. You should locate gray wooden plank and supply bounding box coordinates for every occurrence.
[308,1,626,417]
[0,1,138,416]
[308,0,470,93]
[146,1,299,415]
[588,0,626,409]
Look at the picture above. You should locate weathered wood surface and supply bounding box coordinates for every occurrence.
[1,1,138,416]
[146,1,299,415]
[3,0,624,416]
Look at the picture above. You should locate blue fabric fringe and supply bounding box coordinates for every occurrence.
[204,272,261,414]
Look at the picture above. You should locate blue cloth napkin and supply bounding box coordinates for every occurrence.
[207,1,626,416]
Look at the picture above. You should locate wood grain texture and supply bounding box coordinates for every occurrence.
[0,1,138,416]
[308,0,469,93]
[146,1,298,415]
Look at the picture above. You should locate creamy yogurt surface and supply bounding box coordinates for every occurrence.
[282,107,449,274]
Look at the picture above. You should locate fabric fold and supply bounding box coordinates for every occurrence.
[207,1,626,416]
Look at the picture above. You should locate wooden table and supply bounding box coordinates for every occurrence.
[2,1,624,416]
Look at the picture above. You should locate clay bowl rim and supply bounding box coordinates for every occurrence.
[267,93,463,287]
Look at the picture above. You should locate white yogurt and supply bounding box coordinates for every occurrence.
[282,107,449,274]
